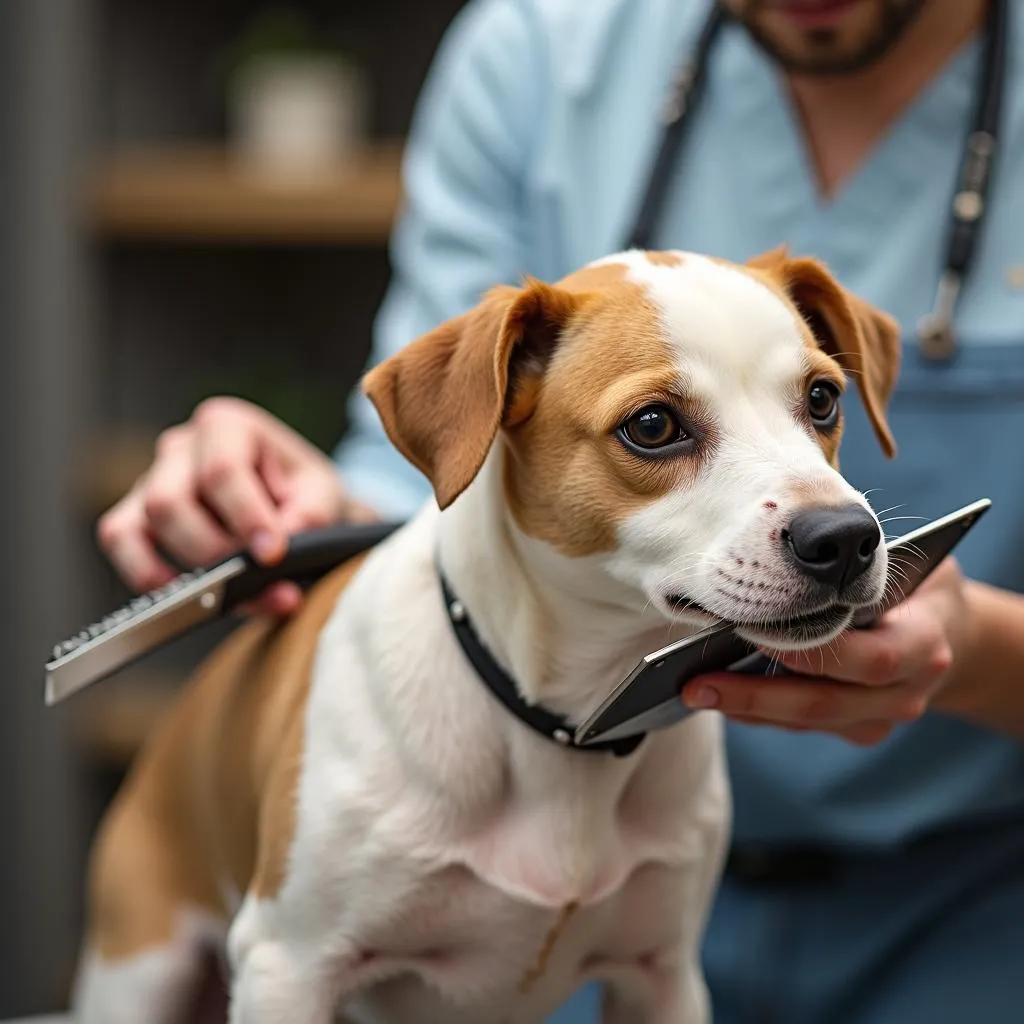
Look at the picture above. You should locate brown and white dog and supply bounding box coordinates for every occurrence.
[72,247,900,1024]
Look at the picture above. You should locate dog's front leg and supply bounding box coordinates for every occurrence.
[601,953,710,1024]
[227,899,369,1024]
[228,939,343,1024]
[650,956,711,1024]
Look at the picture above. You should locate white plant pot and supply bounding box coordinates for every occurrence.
[229,55,367,176]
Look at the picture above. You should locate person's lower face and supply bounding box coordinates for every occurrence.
[722,0,929,75]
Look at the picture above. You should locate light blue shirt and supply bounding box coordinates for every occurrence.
[335,1,1024,1016]
[338,0,1024,844]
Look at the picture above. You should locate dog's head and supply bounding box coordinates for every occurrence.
[364,247,900,650]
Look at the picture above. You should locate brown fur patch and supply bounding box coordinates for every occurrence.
[550,260,634,294]
[86,556,367,960]
[743,249,901,459]
[363,280,585,510]
[644,250,684,268]
[502,259,711,557]
[741,250,851,466]
[745,243,790,276]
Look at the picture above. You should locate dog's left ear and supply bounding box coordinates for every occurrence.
[750,250,901,458]
[362,278,580,509]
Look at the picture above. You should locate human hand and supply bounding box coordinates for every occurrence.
[97,397,378,617]
[680,557,972,745]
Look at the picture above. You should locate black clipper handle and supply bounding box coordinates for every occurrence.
[219,520,403,611]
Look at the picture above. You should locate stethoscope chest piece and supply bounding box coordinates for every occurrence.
[917,320,958,362]
[916,271,962,362]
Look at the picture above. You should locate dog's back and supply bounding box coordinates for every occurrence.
[73,556,367,1023]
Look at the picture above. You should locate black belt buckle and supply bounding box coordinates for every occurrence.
[725,845,841,888]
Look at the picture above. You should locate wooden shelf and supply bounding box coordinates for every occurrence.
[85,142,405,244]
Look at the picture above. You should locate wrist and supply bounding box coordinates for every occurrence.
[933,581,978,716]
[929,580,1024,739]
[933,579,988,719]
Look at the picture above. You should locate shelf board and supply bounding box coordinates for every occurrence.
[86,142,405,244]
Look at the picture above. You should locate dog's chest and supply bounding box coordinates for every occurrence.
[296,739,721,1022]
[448,762,705,908]
[344,846,692,1023]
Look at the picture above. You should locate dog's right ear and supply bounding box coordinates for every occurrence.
[748,248,901,459]
[780,257,902,459]
[362,279,582,509]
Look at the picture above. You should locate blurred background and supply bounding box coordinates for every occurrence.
[0,1,468,1015]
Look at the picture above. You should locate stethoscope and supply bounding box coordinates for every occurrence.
[625,0,1009,361]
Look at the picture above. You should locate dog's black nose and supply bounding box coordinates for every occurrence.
[783,505,881,591]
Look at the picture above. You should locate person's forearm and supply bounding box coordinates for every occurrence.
[936,581,1024,740]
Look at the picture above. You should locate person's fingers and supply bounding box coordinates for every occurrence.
[193,413,288,564]
[237,581,304,619]
[763,610,950,688]
[96,495,177,593]
[681,672,929,730]
[258,440,299,507]
[262,582,304,616]
[727,714,812,733]
[839,720,895,746]
[764,626,902,684]
[97,401,347,622]
[727,713,894,746]
[141,444,236,568]
[195,404,350,545]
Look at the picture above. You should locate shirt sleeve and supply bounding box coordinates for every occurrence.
[333,0,548,518]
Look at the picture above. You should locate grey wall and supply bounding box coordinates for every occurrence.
[0,1,95,1014]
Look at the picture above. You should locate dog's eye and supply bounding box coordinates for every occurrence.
[621,405,687,450]
[807,381,840,426]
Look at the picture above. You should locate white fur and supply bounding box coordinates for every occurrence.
[72,908,225,1024]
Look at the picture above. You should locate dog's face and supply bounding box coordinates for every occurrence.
[364,248,901,650]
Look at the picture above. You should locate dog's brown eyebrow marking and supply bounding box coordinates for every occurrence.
[502,258,693,558]
[645,251,684,268]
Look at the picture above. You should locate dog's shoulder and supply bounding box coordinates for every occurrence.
[211,553,373,898]
[117,552,372,906]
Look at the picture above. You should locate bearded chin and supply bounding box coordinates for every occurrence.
[739,0,929,77]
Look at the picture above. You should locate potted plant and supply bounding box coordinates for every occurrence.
[222,7,368,175]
